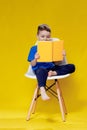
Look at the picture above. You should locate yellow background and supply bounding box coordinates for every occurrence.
[0,0,87,129]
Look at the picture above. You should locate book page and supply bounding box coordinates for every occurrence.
[37,41,53,62]
[52,40,64,61]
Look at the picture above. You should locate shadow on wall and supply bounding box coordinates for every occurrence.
[58,75,86,113]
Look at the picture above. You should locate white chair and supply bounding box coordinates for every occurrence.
[25,55,70,121]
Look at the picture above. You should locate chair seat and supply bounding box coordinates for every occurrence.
[25,72,70,80]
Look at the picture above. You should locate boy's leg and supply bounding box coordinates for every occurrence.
[40,86,50,100]
[51,64,75,76]
[34,68,50,100]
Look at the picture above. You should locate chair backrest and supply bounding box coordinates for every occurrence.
[25,65,36,79]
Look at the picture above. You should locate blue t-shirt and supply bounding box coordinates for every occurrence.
[28,45,54,70]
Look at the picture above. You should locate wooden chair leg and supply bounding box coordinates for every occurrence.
[32,88,39,114]
[55,80,67,121]
[61,92,67,114]
[26,86,39,121]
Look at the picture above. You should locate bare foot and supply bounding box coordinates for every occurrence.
[48,70,57,77]
[40,87,50,101]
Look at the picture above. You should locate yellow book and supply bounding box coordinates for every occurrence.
[37,40,64,62]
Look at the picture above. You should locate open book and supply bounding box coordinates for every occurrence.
[37,40,64,62]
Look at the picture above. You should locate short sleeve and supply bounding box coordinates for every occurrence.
[27,46,37,62]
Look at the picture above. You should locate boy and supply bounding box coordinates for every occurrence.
[28,24,75,101]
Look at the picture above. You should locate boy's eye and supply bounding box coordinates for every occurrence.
[41,35,50,38]
[41,35,45,38]
[47,36,50,38]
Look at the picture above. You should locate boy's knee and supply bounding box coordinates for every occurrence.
[69,64,75,73]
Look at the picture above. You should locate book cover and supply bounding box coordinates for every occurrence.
[37,40,64,62]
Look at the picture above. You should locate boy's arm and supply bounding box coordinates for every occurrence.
[30,59,37,66]
[28,46,40,66]
[30,52,40,66]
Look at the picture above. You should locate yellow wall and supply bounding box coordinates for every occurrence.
[0,0,87,113]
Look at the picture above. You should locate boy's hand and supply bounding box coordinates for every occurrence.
[62,50,66,56]
[35,52,40,60]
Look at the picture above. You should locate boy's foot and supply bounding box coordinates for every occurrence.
[40,87,50,101]
[48,70,57,77]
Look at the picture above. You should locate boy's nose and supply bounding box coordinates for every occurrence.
[43,37,46,41]
[44,37,48,41]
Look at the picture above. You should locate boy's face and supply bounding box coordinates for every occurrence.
[37,30,51,41]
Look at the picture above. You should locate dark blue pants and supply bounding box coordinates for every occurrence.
[34,64,75,87]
